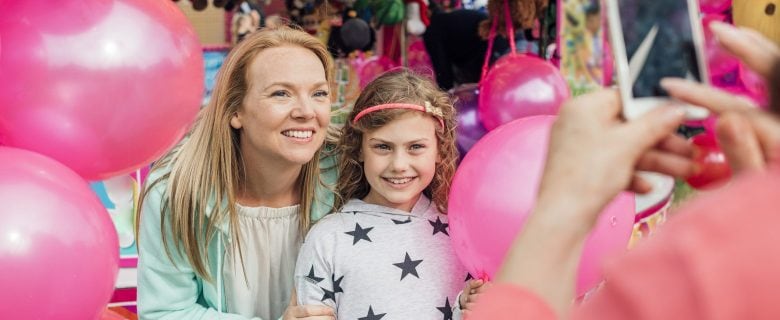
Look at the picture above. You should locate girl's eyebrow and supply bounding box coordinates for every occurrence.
[368,137,431,145]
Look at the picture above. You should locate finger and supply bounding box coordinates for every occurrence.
[711,22,780,78]
[636,150,697,178]
[289,289,298,307]
[716,112,766,174]
[748,113,780,164]
[560,89,621,121]
[656,134,694,157]
[293,305,335,317]
[660,78,757,114]
[629,174,653,194]
[620,106,686,156]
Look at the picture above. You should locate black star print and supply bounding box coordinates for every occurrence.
[320,287,336,303]
[305,265,324,284]
[345,223,373,245]
[358,306,386,320]
[429,216,449,236]
[465,273,474,282]
[437,297,453,320]
[332,274,344,294]
[393,252,423,280]
[392,216,412,224]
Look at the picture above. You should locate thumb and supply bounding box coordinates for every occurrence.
[289,288,298,307]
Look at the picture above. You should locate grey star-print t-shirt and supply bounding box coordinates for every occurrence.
[294,195,469,320]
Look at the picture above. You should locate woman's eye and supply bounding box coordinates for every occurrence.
[373,144,391,151]
[314,90,329,98]
[270,90,290,97]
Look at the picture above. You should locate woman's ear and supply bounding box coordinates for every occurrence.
[230,112,242,129]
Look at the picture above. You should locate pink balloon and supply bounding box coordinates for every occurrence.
[702,14,739,78]
[478,54,570,130]
[699,0,732,14]
[0,0,203,180]
[0,147,119,319]
[720,84,766,108]
[449,116,634,296]
[407,39,436,81]
[357,55,400,89]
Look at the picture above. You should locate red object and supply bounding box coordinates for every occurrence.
[470,166,780,319]
[686,133,732,189]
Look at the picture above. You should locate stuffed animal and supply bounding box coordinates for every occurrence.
[479,0,549,38]
[733,0,779,45]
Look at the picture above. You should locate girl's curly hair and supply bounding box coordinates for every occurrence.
[334,69,459,213]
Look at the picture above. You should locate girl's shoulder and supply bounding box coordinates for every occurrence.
[305,210,357,241]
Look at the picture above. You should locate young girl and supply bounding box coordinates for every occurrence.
[294,70,485,319]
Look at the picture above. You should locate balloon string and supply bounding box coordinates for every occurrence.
[480,0,517,82]
[503,0,516,55]
[480,16,499,82]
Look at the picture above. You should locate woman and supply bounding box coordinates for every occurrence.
[468,22,780,319]
[137,26,337,320]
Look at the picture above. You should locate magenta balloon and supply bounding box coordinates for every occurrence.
[358,55,400,89]
[703,14,739,78]
[449,116,634,296]
[739,63,769,108]
[478,54,570,130]
[0,147,118,319]
[0,0,203,180]
[699,0,732,14]
[451,83,487,155]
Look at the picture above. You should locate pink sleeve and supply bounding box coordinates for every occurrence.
[468,284,556,320]
[471,170,780,320]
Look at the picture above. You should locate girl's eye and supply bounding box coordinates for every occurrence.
[270,90,290,97]
[313,90,329,98]
[373,144,391,151]
[410,144,426,150]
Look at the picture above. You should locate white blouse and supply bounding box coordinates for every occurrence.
[222,203,302,320]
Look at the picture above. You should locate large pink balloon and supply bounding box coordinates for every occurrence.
[699,0,732,14]
[0,0,203,180]
[449,116,634,296]
[357,55,400,89]
[478,54,569,130]
[0,147,119,319]
[407,39,436,81]
[703,14,739,78]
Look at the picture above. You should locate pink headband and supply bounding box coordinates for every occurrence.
[352,102,445,127]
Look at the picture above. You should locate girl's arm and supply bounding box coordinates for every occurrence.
[293,218,340,312]
[136,183,258,320]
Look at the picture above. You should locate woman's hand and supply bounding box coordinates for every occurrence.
[283,290,335,320]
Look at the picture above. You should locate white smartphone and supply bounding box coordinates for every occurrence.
[606,0,710,120]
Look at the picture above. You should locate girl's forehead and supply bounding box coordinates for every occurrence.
[363,113,438,142]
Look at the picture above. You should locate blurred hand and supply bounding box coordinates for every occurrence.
[661,22,780,175]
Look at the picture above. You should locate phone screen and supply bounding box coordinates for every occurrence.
[618,0,703,98]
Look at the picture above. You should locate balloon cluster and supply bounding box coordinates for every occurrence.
[0,0,203,318]
[448,50,633,297]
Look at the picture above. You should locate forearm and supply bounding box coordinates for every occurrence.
[495,197,593,317]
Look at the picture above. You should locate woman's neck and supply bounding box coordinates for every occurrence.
[236,156,303,208]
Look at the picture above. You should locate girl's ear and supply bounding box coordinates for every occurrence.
[358,149,364,162]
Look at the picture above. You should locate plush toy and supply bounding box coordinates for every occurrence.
[733,0,779,45]
[479,0,549,38]
[405,0,430,36]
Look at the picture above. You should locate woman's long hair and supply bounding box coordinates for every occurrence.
[136,26,334,282]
